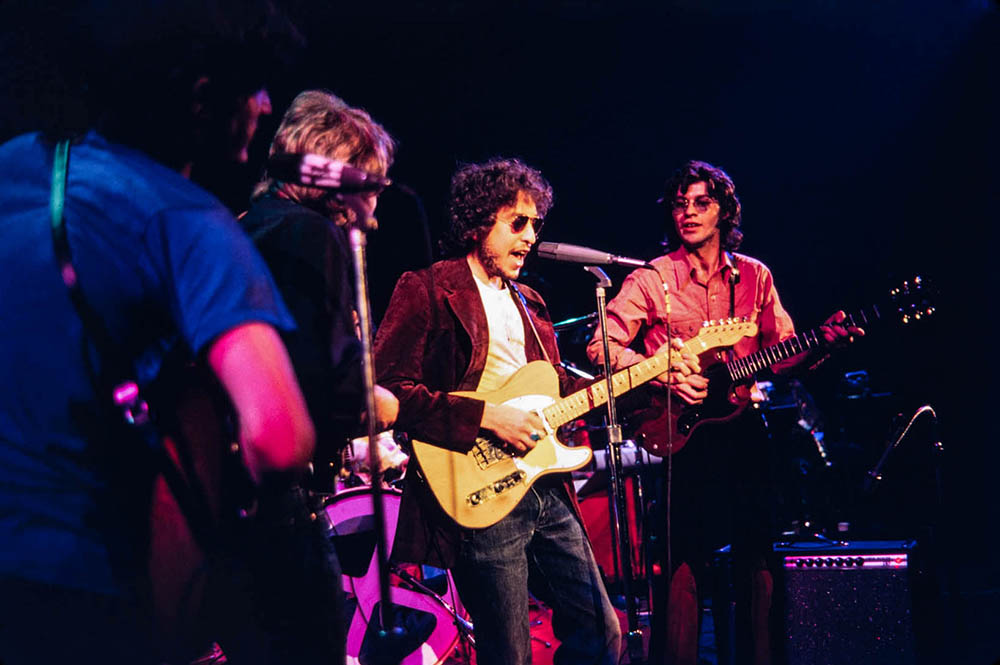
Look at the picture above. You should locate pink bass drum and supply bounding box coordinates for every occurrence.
[322,487,471,665]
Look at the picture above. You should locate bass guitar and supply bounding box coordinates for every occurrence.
[633,276,936,456]
[411,319,757,528]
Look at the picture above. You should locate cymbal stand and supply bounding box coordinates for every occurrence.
[586,265,644,664]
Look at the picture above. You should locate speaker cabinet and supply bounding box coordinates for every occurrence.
[775,540,918,665]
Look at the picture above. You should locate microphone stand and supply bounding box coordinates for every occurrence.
[587,265,644,664]
[343,197,399,641]
[863,404,942,494]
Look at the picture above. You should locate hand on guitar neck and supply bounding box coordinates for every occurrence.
[818,309,865,348]
[653,337,709,406]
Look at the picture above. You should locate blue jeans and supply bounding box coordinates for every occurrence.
[451,481,622,665]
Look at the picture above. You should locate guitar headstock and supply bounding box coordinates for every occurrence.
[887,275,936,325]
[691,317,758,351]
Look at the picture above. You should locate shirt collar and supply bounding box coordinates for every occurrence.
[671,247,736,287]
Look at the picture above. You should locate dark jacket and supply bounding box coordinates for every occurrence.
[240,196,364,487]
[374,256,589,567]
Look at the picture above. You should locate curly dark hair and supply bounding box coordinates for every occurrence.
[660,160,743,252]
[439,157,553,258]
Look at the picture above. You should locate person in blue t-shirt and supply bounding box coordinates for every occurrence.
[0,3,330,664]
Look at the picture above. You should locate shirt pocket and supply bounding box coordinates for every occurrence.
[666,316,704,342]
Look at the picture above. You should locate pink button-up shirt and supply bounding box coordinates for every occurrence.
[587,248,797,373]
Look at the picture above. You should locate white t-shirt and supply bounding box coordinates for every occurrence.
[472,274,528,393]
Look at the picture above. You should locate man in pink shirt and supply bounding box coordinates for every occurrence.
[587,160,859,665]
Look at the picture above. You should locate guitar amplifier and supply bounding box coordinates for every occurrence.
[774,540,918,665]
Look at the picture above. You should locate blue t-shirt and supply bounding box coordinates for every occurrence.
[0,131,295,594]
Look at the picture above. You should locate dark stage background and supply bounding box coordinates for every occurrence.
[3,0,997,660]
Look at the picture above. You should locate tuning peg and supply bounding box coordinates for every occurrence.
[702,321,710,327]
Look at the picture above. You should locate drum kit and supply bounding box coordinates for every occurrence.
[324,434,473,665]
[327,430,571,665]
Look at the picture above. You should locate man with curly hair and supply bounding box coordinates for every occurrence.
[587,160,861,665]
[375,158,622,665]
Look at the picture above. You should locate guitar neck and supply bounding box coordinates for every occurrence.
[541,337,702,430]
[727,305,878,382]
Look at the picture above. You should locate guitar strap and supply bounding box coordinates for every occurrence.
[49,139,220,552]
[505,279,552,365]
[726,251,740,320]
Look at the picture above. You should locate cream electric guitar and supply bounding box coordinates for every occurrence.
[410,319,758,528]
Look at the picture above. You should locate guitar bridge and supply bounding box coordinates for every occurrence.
[471,437,510,469]
[467,470,527,506]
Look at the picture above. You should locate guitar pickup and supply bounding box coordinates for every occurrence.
[467,470,527,506]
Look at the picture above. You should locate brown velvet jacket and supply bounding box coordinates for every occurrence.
[373,257,590,568]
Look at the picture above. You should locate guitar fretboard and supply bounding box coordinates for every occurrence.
[727,307,877,382]
[541,350,672,428]
[541,322,756,428]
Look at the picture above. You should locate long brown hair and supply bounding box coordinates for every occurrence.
[660,160,743,251]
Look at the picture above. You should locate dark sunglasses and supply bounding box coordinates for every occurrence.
[507,214,545,234]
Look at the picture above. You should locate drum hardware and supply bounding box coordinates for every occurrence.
[391,565,476,648]
[528,617,553,648]
[560,359,596,380]
[323,487,469,664]
[552,311,597,332]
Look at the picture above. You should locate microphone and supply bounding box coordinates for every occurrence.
[536,242,653,269]
[268,153,392,192]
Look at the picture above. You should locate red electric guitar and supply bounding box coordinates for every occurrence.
[633,276,936,456]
